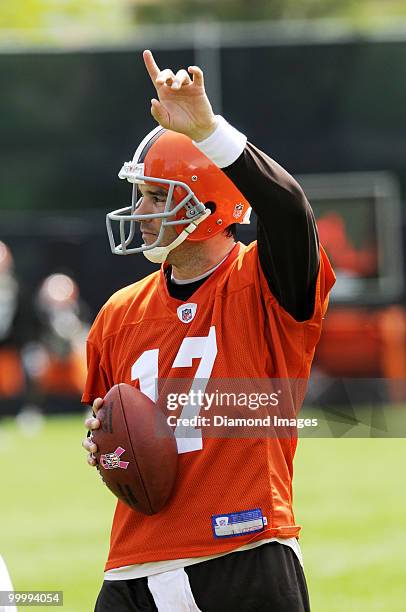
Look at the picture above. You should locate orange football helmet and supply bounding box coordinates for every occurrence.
[106,127,251,262]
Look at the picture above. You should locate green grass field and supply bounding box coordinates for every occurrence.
[0,414,405,611]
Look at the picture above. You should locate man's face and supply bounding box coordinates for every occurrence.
[136,183,178,247]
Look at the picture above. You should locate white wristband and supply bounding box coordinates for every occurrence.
[192,115,247,168]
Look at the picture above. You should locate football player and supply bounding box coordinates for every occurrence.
[0,241,25,399]
[82,50,335,611]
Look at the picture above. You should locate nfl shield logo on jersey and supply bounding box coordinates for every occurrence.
[177,303,197,323]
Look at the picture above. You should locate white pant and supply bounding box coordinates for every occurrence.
[0,555,17,612]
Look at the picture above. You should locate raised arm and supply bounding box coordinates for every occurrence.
[143,50,320,321]
[222,142,320,321]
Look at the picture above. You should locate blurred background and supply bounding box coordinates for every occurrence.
[0,1,405,611]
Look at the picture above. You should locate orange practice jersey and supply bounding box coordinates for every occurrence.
[83,241,335,570]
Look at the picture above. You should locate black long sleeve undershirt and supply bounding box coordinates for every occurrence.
[167,142,320,322]
[223,143,320,321]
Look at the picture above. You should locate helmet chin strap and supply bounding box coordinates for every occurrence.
[142,209,211,264]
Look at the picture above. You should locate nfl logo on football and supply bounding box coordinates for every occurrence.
[100,446,129,470]
[101,452,120,470]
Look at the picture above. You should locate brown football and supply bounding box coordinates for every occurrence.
[92,383,178,515]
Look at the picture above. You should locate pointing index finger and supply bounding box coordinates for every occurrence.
[143,49,160,87]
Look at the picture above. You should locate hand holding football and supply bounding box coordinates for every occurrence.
[92,383,178,515]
